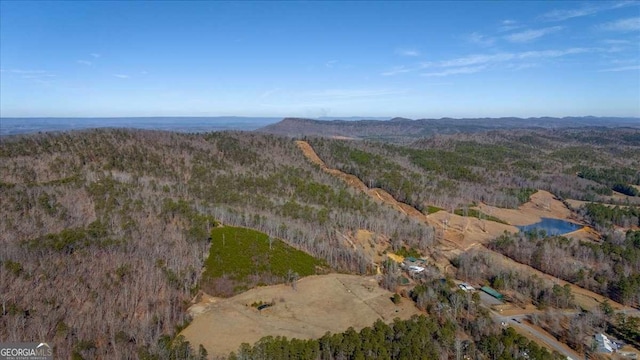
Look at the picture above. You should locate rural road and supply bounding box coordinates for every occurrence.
[493,314,581,360]
[474,285,582,360]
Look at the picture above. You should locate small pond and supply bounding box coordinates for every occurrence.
[517,217,582,236]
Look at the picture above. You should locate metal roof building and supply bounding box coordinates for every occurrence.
[480,286,504,299]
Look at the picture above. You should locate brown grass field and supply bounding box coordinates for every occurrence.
[181,274,421,357]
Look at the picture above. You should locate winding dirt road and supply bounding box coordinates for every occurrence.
[295,140,517,250]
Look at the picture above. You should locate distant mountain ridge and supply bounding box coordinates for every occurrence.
[257,116,640,139]
[316,116,390,121]
[3,116,638,137]
[0,117,281,136]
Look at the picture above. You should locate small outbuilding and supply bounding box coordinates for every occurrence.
[458,283,475,292]
[480,286,504,300]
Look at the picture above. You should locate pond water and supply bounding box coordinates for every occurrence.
[517,217,582,236]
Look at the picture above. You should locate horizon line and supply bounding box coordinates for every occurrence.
[2,115,639,120]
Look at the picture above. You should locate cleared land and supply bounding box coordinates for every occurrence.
[181,274,421,357]
[475,190,574,226]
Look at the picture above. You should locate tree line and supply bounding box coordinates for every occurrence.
[487,230,640,306]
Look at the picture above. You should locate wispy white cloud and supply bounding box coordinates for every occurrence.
[77,60,92,66]
[436,53,515,67]
[113,74,130,79]
[602,39,632,45]
[498,19,522,32]
[518,48,590,59]
[541,2,636,22]
[542,6,600,22]
[467,32,495,46]
[384,45,598,79]
[506,63,539,71]
[421,66,486,77]
[597,17,640,32]
[308,88,404,99]
[259,88,280,98]
[381,66,413,76]
[416,47,591,77]
[325,60,338,68]
[609,58,639,65]
[90,53,101,58]
[21,74,56,79]
[396,48,420,57]
[423,81,454,86]
[599,65,640,72]
[1,69,57,86]
[2,69,48,74]
[504,26,563,43]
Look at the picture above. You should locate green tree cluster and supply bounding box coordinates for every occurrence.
[227,316,562,360]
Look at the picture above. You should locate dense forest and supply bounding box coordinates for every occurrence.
[580,202,640,229]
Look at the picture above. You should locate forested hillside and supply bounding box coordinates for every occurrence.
[309,128,640,211]
[0,129,432,358]
[488,230,640,306]
[259,117,640,141]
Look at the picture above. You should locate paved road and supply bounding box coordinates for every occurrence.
[493,314,581,360]
[474,287,582,360]
[488,307,640,360]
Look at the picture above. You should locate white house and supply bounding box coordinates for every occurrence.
[458,283,475,292]
[595,333,614,353]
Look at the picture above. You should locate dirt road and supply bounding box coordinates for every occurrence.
[494,314,582,359]
[295,140,518,250]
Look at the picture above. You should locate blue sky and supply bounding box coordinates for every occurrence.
[1,1,639,118]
